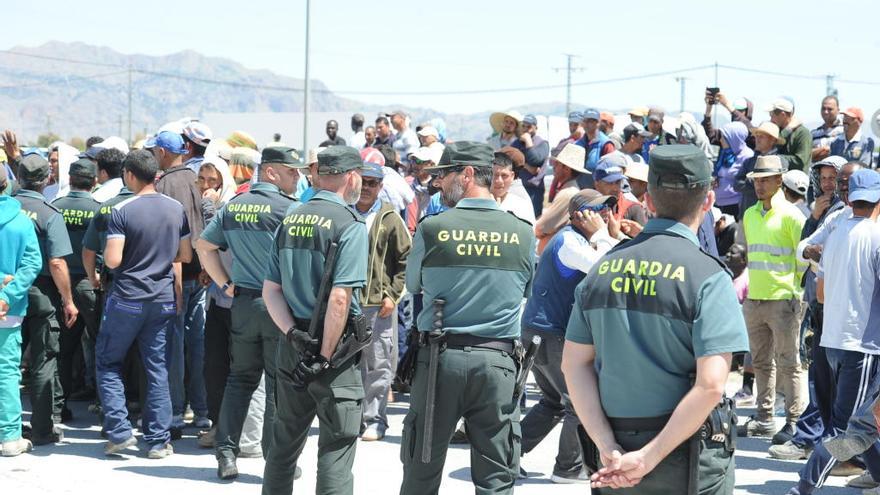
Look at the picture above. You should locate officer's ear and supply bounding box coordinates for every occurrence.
[702,189,716,213]
[644,192,656,215]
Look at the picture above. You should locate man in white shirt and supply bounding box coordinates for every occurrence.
[92,148,127,203]
[491,147,535,225]
[390,111,419,166]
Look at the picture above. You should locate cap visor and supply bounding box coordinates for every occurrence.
[848,190,880,203]
[600,173,626,183]
[143,137,158,149]
[746,171,783,179]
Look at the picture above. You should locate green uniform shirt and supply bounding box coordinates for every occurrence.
[265,189,368,319]
[13,189,73,277]
[51,190,100,277]
[83,188,134,259]
[566,218,748,418]
[201,182,295,290]
[406,197,536,339]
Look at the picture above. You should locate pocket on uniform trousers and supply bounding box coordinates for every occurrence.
[506,420,522,468]
[322,386,363,444]
[400,411,418,464]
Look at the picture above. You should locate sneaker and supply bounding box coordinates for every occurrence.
[825,434,873,462]
[104,436,137,456]
[864,486,880,494]
[361,423,386,442]
[450,422,469,444]
[1,438,33,457]
[768,440,811,460]
[518,467,528,479]
[197,426,216,449]
[183,407,194,423]
[147,442,173,459]
[550,469,589,484]
[831,460,864,477]
[848,471,880,489]
[733,386,755,406]
[192,416,211,429]
[772,423,797,445]
[29,426,64,446]
[737,417,775,437]
[238,447,263,458]
[217,457,238,480]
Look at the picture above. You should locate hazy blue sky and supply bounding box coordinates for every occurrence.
[5,0,880,120]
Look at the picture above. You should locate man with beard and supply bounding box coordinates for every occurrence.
[261,146,370,495]
[399,141,535,494]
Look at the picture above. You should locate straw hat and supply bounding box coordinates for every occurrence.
[552,143,588,174]
[750,121,785,145]
[489,110,524,134]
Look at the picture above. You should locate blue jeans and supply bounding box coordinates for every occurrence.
[0,326,23,442]
[169,280,207,418]
[796,350,880,493]
[97,297,175,446]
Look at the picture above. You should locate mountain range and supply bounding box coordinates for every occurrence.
[0,41,579,145]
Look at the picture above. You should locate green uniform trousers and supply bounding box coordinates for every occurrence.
[58,277,98,403]
[262,338,364,495]
[400,346,521,495]
[22,277,61,439]
[216,293,278,460]
[594,429,735,495]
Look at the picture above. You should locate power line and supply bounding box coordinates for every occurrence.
[717,64,825,81]
[0,69,129,89]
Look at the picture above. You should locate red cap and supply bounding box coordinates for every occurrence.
[842,107,865,122]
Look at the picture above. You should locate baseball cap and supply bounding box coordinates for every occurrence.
[568,111,583,124]
[430,141,494,169]
[183,121,213,147]
[582,108,600,121]
[648,144,712,189]
[316,146,371,175]
[410,146,443,165]
[628,106,649,117]
[746,155,787,179]
[17,153,50,182]
[782,169,809,196]
[766,98,794,114]
[623,122,652,141]
[848,169,880,203]
[261,146,306,168]
[360,147,386,167]
[624,161,649,183]
[144,131,187,155]
[732,98,749,111]
[361,162,385,179]
[811,155,847,172]
[522,114,538,127]
[69,158,97,178]
[568,189,617,216]
[841,107,865,122]
[417,126,439,139]
[647,107,665,122]
[93,136,130,154]
[594,158,627,184]
[494,146,525,169]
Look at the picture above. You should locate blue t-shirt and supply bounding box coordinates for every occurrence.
[106,193,190,302]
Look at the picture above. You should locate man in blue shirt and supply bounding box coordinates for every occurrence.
[99,150,192,459]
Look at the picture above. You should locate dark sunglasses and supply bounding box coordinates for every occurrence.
[578,203,610,213]
[362,178,383,188]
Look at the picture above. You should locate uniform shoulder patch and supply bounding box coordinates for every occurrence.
[698,249,733,279]
[506,209,534,227]
[45,201,62,214]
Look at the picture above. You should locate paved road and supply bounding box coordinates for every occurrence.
[0,375,862,494]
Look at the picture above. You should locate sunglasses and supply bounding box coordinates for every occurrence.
[362,178,382,188]
[578,203,610,213]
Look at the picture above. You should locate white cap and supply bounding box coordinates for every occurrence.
[766,98,794,114]
[93,136,129,154]
[782,169,809,196]
[411,145,443,165]
[417,126,439,139]
[183,121,213,147]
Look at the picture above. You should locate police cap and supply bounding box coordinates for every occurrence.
[18,153,50,182]
[317,145,371,175]
[261,146,306,168]
[69,158,98,178]
[429,141,494,169]
[648,144,712,189]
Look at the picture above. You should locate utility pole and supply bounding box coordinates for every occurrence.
[712,61,719,127]
[826,74,838,98]
[302,0,312,157]
[675,77,689,113]
[118,115,123,137]
[553,54,585,116]
[127,66,133,144]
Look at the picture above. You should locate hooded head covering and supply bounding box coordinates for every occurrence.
[43,141,80,201]
[200,155,236,204]
[676,113,714,161]
[714,122,754,207]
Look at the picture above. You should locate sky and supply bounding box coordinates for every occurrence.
[5,0,880,122]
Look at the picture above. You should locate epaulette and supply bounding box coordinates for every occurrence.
[506,209,534,227]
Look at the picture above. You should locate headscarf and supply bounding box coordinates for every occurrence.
[716,122,753,174]
[201,155,236,204]
[43,141,79,200]
[676,113,714,161]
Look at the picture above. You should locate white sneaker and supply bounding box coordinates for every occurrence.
[1,438,33,457]
[849,471,880,489]
[361,423,386,441]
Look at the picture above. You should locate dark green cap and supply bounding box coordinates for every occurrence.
[429,141,494,169]
[69,158,97,178]
[261,146,306,168]
[17,153,50,182]
[317,145,370,175]
[648,144,712,189]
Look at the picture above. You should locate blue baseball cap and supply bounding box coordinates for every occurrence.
[582,108,600,121]
[144,131,187,155]
[361,162,384,179]
[848,169,880,203]
[522,114,538,126]
[594,156,627,183]
[568,111,583,124]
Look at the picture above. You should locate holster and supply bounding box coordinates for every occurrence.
[328,312,372,367]
[395,328,420,386]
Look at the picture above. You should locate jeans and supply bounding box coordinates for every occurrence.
[97,297,176,446]
[0,327,23,441]
[169,279,207,418]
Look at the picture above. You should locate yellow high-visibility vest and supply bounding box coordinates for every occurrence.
[743,190,806,300]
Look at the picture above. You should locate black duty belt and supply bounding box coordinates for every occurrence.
[608,414,672,432]
[442,333,515,354]
[233,286,262,298]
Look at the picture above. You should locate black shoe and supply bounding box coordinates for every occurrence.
[294,466,302,480]
[217,457,238,480]
[772,423,796,445]
[30,426,64,445]
[450,425,469,444]
[170,427,183,441]
[60,407,73,423]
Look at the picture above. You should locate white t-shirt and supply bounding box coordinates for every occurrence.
[92,177,124,203]
[818,215,880,354]
[499,191,536,225]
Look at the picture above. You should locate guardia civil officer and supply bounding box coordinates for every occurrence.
[399,141,536,494]
[196,146,302,480]
[51,158,101,405]
[261,146,370,495]
[562,144,748,494]
[7,151,77,445]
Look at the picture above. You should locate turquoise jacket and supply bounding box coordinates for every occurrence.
[0,196,41,320]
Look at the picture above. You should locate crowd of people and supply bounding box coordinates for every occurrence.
[0,88,879,495]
